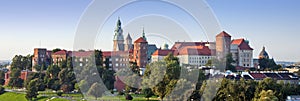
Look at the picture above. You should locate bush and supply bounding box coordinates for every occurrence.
[125,94,133,100]
[0,86,5,94]
[118,91,124,95]
[57,92,63,96]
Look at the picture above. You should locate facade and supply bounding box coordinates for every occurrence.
[216,31,231,59]
[32,48,49,68]
[151,49,174,62]
[133,37,148,68]
[72,51,94,67]
[4,70,33,85]
[51,50,69,65]
[147,44,158,62]
[231,39,254,67]
[176,46,213,66]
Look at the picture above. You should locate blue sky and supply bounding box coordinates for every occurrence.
[0,0,300,62]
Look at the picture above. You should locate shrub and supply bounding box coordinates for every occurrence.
[0,86,5,94]
[57,92,63,96]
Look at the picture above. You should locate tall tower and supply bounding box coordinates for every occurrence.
[113,17,125,51]
[124,33,133,51]
[32,48,47,71]
[133,31,148,68]
[216,31,231,59]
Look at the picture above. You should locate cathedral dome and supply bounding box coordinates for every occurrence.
[259,47,269,59]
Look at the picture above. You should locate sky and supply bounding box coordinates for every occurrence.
[0,0,300,62]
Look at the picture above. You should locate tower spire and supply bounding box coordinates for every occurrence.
[142,26,147,41]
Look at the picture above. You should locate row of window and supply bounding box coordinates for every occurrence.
[240,53,251,58]
[189,56,211,60]
[189,60,208,64]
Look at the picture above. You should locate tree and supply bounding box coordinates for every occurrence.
[256,90,278,101]
[8,68,23,88]
[26,79,38,101]
[259,58,281,70]
[226,53,236,72]
[0,71,5,85]
[52,48,61,53]
[61,83,74,93]
[0,86,5,95]
[254,77,280,100]
[46,65,60,79]
[142,53,181,100]
[87,82,105,100]
[142,88,154,101]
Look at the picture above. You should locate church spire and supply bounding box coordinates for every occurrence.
[142,27,147,41]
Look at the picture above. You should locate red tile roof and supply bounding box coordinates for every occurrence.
[231,39,244,45]
[152,49,174,56]
[216,31,231,37]
[134,37,147,43]
[171,42,208,50]
[53,50,67,55]
[231,39,253,50]
[102,51,112,57]
[249,73,266,79]
[177,46,211,55]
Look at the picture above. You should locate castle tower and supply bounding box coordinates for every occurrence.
[133,32,148,68]
[32,48,48,71]
[216,31,231,59]
[113,17,125,51]
[124,33,133,51]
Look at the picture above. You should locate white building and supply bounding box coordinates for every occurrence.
[231,39,254,67]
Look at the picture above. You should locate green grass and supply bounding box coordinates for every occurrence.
[0,92,158,101]
[0,92,27,101]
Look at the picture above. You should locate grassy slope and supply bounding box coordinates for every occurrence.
[0,92,27,101]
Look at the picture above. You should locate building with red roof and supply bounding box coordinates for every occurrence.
[231,38,254,68]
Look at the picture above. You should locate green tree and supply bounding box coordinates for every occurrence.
[8,68,23,88]
[25,79,38,101]
[87,82,105,100]
[142,88,154,101]
[142,53,181,100]
[226,53,236,72]
[256,90,278,101]
[52,48,61,53]
[0,86,5,95]
[0,71,5,85]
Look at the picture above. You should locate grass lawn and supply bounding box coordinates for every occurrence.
[0,92,159,101]
[0,92,27,101]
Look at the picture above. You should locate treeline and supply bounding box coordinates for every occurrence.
[3,50,115,100]
[122,54,300,101]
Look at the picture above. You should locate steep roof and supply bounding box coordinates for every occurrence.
[216,31,231,37]
[126,33,132,40]
[134,37,147,43]
[231,38,253,50]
